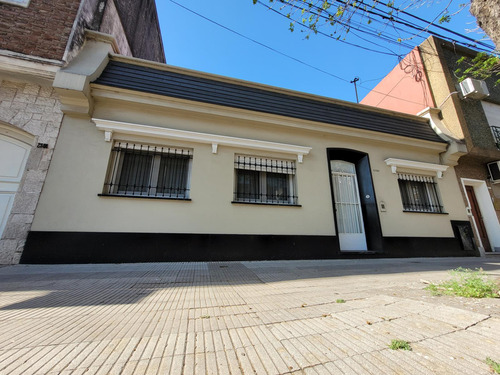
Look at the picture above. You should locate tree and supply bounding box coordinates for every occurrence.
[254,0,499,81]
[470,0,500,50]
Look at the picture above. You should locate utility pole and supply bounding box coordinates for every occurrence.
[350,77,359,103]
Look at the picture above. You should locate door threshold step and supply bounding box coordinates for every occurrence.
[340,250,377,254]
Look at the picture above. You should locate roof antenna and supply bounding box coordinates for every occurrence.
[351,77,360,103]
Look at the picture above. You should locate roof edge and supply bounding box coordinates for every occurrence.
[108,53,431,125]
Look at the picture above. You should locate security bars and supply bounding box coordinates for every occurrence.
[234,155,297,205]
[491,126,500,150]
[397,173,444,213]
[103,142,192,199]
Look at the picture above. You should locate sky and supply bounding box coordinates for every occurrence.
[155,0,493,103]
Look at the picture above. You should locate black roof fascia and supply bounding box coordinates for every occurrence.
[93,61,445,144]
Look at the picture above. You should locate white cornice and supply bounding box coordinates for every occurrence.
[90,85,448,153]
[93,118,312,162]
[385,158,448,178]
[0,50,61,84]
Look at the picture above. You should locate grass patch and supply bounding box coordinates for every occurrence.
[389,339,412,351]
[486,358,500,374]
[336,299,346,303]
[426,268,499,298]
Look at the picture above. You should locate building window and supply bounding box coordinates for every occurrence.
[397,173,444,213]
[234,155,297,205]
[103,142,192,199]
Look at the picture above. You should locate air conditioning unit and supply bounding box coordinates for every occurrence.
[459,78,489,99]
[487,161,500,183]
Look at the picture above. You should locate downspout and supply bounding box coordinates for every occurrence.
[418,107,467,166]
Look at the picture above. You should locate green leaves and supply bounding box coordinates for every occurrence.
[456,52,500,85]
[438,14,451,24]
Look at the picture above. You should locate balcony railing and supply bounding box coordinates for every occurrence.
[492,126,500,150]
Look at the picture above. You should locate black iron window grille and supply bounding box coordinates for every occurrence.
[397,173,444,213]
[491,126,500,150]
[234,155,298,205]
[103,142,192,199]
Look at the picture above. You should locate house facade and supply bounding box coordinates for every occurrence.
[362,36,500,253]
[19,37,476,263]
[0,0,164,264]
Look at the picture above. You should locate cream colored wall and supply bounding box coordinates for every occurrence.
[419,38,465,140]
[32,97,469,238]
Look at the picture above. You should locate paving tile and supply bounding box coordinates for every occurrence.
[0,258,498,374]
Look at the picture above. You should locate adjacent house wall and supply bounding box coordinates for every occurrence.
[361,47,435,115]
[0,0,81,61]
[0,1,165,264]
[360,36,500,251]
[0,80,63,264]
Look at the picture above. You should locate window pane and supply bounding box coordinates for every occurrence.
[398,178,443,213]
[117,152,153,194]
[157,154,190,198]
[236,169,260,201]
[266,172,289,203]
[104,143,192,199]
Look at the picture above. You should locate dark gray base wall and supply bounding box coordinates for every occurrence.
[21,232,478,264]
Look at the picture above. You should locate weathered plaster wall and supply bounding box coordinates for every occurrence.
[99,0,132,57]
[112,0,165,63]
[438,42,500,155]
[0,80,63,263]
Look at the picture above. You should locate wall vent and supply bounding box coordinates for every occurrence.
[459,78,489,100]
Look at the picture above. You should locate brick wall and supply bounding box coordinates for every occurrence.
[0,0,80,61]
[0,79,63,264]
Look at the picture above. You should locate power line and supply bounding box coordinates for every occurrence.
[168,0,350,83]
[166,0,466,108]
[277,0,494,53]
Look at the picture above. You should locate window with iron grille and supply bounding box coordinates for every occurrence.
[102,142,192,199]
[234,155,297,205]
[397,173,444,213]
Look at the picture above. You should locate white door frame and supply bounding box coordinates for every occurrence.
[461,178,500,253]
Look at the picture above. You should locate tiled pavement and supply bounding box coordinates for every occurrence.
[0,258,499,374]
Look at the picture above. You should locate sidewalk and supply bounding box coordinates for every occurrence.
[0,257,499,374]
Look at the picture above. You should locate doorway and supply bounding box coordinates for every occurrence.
[327,149,383,252]
[465,185,491,252]
[462,178,500,253]
[330,160,367,250]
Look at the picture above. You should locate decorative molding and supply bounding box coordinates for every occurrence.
[385,158,448,178]
[0,52,60,84]
[91,86,448,153]
[93,118,312,162]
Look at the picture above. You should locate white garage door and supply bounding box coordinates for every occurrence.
[0,134,31,239]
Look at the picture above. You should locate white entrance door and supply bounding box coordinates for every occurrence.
[0,134,31,239]
[330,160,367,251]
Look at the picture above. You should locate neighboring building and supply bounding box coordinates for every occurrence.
[362,36,500,253]
[0,0,164,264]
[19,37,476,263]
